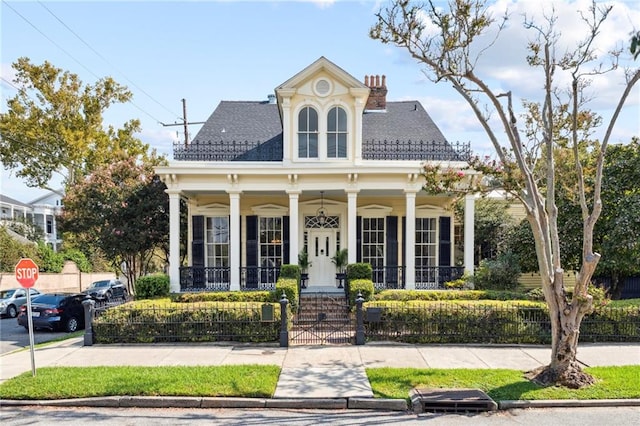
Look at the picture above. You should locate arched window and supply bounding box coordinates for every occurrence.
[298,107,318,158]
[327,106,347,158]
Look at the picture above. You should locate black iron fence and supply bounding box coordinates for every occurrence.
[83,296,639,346]
[178,266,281,292]
[363,303,640,344]
[91,302,281,344]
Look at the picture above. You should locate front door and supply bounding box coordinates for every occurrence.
[308,229,336,287]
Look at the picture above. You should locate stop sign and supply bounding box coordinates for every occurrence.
[15,258,39,288]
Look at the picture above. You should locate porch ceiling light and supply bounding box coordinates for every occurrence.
[316,191,327,225]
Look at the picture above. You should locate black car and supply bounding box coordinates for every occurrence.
[17,293,87,332]
[83,279,128,301]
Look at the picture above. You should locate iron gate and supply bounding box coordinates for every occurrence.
[291,293,355,345]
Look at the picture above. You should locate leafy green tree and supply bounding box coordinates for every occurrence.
[0,226,39,272]
[472,198,515,264]
[0,58,150,190]
[372,0,640,388]
[58,157,169,290]
[594,138,640,297]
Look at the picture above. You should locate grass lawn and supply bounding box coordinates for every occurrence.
[0,365,280,400]
[367,366,640,401]
[1,364,639,401]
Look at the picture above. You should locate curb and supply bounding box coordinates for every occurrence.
[0,397,408,411]
[3,397,640,410]
[499,399,640,409]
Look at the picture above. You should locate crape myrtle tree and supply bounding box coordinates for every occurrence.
[58,157,169,291]
[0,58,150,191]
[371,0,640,388]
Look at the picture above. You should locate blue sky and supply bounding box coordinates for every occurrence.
[1,0,639,201]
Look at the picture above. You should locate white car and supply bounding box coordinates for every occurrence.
[0,288,41,318]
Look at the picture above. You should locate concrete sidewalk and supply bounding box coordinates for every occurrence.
[1,340,639,409]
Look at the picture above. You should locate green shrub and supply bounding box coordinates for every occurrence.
[347,263,372,281]
[526,287,545,301]
[37,242,64,272]
[444,272,474,290]
[172,291,273,303]
[93,300,281,344]
[61,249,92,272]
[474,252,521,290]
[349,279,375,306]
[135,274,170,299]
[373,289,528,302]
[275,278,299,312]
[279,264,300,281]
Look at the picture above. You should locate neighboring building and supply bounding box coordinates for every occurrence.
[156,57,476,293]
[0,190,63,250]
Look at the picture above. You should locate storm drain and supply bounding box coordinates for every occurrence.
[410,388,498,413]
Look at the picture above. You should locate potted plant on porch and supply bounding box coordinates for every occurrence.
[331,248,348,288]
[298,248,312,289]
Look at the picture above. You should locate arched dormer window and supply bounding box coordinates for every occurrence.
[327,106,347,158]
[298,107,318,158]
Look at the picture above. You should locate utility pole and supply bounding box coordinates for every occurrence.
[160,99,205,147]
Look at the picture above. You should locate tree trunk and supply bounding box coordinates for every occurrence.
[526,273,595,388]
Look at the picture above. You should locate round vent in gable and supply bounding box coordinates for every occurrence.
[314,78,331,97]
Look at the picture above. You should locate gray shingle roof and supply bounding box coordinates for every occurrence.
[180,99,466,162]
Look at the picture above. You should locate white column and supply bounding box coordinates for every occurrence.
[464,193,475,276]
[287,190,301,265]
[229,191,241,291]
[405,190,417,290]
[167,190,181,293]
[347,191,358,264]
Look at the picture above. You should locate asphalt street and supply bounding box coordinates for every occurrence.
[2,406,640,425]
[0,316,72,355]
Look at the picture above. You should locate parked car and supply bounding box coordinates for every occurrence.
[17,293,87,332]
[83,279,128,301]
[0,288,41,318]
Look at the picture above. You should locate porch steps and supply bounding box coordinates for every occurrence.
[290,293,354,345]
[295,293,351,323]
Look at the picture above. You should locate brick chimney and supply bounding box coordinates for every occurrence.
[364,74,387,111]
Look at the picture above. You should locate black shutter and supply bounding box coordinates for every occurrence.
[246,215,258,288]
[386,216,399,288]
[439,216,452,267]
[402,216,407,289]
[282,216,290,265]
[356,216,362,262]
[192,215,205,288]
[439,216,453,285]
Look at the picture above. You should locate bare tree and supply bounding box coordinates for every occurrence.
[371,0,640,388]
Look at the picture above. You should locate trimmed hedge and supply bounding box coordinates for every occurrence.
[373,289,528,302]
[135,274,170,299]
[93,299,281,344]
[348,279,375,306]
[362,300,640,344]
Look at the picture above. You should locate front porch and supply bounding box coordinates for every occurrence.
[178,265,466,292]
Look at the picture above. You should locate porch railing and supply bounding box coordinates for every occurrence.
[179,265,465,292]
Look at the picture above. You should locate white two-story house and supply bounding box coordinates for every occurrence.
[156,57,476,293]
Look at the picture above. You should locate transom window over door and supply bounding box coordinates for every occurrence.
[298,107,318,158]
[327,106,347,158]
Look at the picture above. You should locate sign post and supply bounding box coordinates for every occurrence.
[15,258,39,377]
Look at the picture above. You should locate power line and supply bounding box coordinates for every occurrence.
[1,0,169,125]
[37,0,182,122]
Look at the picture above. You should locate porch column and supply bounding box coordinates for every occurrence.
[287,190,301,264]
[405,190,417,290]
[464,193,475,276]
[167,190,181,293]
[347,190,358,264]
[228,191,241,291]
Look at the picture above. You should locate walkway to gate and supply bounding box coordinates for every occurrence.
[292,287,354,346]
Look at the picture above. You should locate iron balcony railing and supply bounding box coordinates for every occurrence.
[172,140,471,162]
[179,265,464,292]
